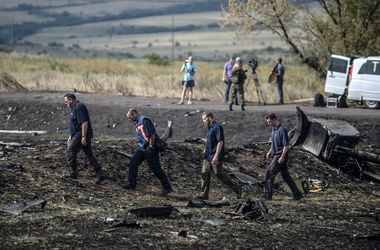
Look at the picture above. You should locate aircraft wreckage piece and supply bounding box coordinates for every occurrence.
[290,107,380,181]
[0,198,47,215]
[129,205,177,218]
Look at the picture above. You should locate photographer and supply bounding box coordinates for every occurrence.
[229,57,246,111]
[275,57,285,104]
[178,56,197,105]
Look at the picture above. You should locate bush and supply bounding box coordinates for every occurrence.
[145,53,169,66]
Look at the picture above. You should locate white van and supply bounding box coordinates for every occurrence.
[324,54,380,109]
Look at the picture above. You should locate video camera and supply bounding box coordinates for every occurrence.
[248,58,259,72]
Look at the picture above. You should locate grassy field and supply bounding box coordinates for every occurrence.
[0,52,323,103]
[1,0,297,62]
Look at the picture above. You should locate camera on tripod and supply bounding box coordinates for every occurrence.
[248,58,259,72]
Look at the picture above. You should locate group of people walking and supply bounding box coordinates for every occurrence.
[62,93,303,201]
[177,56,287,108]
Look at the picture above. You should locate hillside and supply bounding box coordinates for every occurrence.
[0,0,315,62]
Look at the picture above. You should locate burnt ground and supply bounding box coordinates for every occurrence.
[0,91,380,249]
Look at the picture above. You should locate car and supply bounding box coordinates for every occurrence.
[324,54,380,109]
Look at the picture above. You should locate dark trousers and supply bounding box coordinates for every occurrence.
[67,137,101,172]
[277,78,284,104]
[200,160,240,199]
[264,155,302,199]
[128,148,171,189]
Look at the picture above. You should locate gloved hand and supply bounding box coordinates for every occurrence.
[146,145,155,153]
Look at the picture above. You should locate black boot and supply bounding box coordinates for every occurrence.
[241,105,245,111]
[121,181,136,190]
[229,103,233,111]
[95,169,107,184]
[62,167,78,179]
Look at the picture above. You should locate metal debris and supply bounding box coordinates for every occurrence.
[204,218,225,226]
[187,197,230,208]
[230,171,263,192]
[233,199,270,223]
[290,107,380,180]
[104,217,140,230]
[129,205,177,218]
[0,198,47,215]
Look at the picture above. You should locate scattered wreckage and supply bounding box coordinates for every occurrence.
[290,107,380,181]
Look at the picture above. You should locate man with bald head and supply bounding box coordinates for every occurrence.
[121,108,172,196]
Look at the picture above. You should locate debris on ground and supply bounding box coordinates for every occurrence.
[231,199,270,223]
[129,205,177,218]
[187,197,231,208]
[0,198,47,215]
[290,107,380,181]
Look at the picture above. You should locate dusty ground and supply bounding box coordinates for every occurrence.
[0,92,379,249]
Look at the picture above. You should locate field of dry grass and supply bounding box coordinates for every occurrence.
[0,52,323,103]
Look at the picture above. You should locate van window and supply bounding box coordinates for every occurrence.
[328,58,348,73]
[358,60,380,75]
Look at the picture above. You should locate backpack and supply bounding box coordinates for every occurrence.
[155,137,168,152]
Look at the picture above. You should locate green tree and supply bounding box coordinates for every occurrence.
[221,0,380,77]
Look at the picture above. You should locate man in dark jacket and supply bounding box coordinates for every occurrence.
[197,111,242,199]
[263,113,303,200]
[63,93,107,184]
[121,108,172,196]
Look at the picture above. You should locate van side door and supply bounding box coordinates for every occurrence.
[325,55,351,95]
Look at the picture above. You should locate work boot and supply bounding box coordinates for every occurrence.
[241,105,245,111]
[95,169,107,184]
[229,103,233,111]
[121,181,136,190]
[161,187,173,197]
[293,194,304,201]
[62,169,78,179]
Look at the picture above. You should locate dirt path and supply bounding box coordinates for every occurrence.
[1,91,379,145]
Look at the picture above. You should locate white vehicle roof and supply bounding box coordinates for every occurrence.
[364,56,380,60]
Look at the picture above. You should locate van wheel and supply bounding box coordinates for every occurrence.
[337,95,348,108]
[314,93,325,107]
[364,100,379,109]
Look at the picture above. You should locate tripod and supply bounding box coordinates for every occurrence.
[245,69,266,105]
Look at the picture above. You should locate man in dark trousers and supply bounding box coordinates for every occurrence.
[63,93,107,184]
[197,111,241,199]
[263,113,303,200]
[121,108,172,196]
[275,57,285,104]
